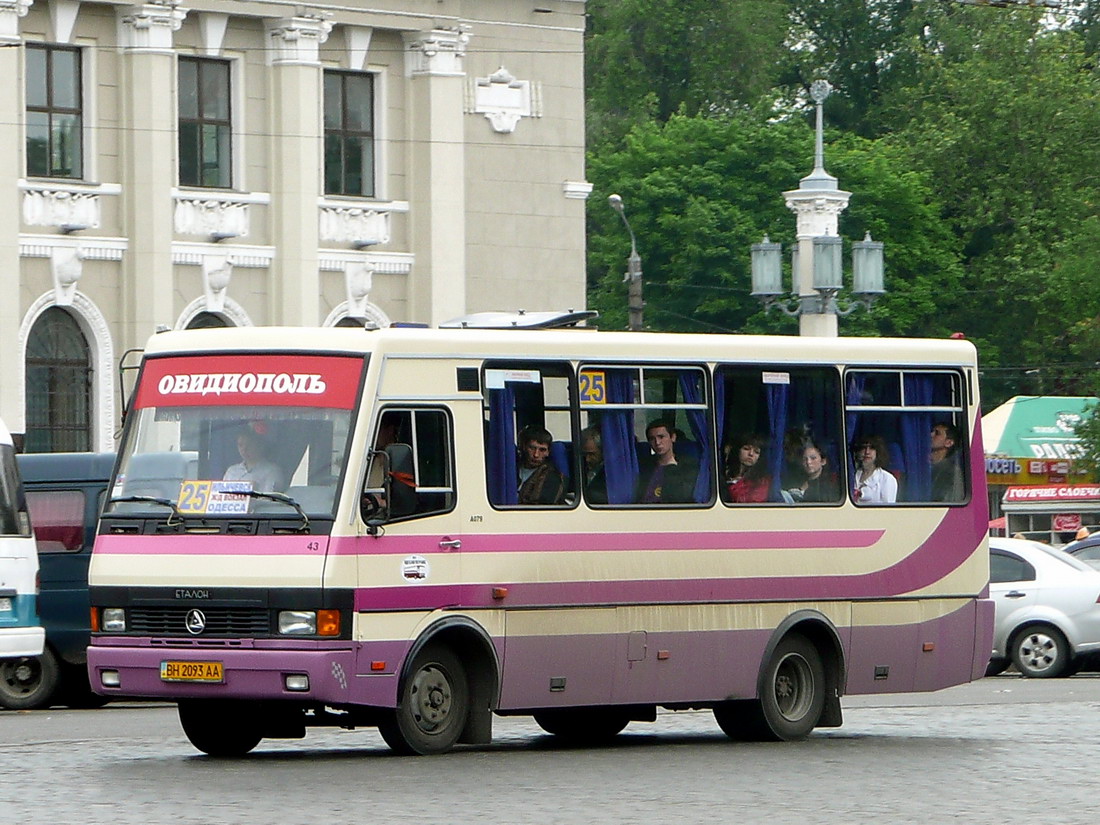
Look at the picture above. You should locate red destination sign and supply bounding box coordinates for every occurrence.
[133,354,365,410]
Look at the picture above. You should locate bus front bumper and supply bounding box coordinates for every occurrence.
[0,626,45,658]
[86,641,389,706]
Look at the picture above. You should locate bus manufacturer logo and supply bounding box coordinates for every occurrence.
[185,609,207,635]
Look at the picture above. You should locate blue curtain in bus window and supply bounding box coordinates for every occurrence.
[678,371,710,503]
[600,370,639,504]
[487,385,518,505]
[766,382,789,500]
[901,374,933,501]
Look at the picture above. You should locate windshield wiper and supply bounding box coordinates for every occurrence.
[239,489,311,532]
[107,495,186,527]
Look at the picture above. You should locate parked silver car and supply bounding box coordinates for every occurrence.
[988,537,1100,678]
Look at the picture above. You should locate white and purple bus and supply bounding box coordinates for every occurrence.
[88,317,993,755]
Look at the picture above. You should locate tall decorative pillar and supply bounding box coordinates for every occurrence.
[117,1,187,349]
[265,14,330,327]
[403,27,469,326]
[0,0,32,434]
[784,81,850,338]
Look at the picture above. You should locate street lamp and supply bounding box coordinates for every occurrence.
[749,80,885,336]
[608,193,644,331]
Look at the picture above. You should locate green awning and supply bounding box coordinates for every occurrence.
[983,395,1097,459]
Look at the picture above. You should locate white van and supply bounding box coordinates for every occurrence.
[0,418,44,663]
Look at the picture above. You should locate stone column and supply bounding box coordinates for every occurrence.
[0,0,32,434]
[117,1,187,349]
[403,27,468,326]
[265,14,330,327]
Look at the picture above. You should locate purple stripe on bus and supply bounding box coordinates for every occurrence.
[354,505,986,610]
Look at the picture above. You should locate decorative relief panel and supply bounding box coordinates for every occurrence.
[319,205,391,246]
[23,188,101,230]
[466,67,541,134]
[174,197,251,239]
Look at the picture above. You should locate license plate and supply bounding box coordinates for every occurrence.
[160,660,224,683]
[0,597,11,613]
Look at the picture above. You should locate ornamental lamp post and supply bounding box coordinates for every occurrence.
[750,81,885,336]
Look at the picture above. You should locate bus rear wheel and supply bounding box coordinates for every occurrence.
[533,708,630,744]
[178,700,263,757]
[0,647,61,710]
[715,633,825,742]
[379,645,469,755]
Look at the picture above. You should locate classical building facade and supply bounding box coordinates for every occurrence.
[0,0,590,451]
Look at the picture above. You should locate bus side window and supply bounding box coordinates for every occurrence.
[363,408,456,522]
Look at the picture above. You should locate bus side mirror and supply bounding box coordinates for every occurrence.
[385,444,416,518]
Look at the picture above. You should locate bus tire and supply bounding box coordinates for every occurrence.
[1011,624,1070,678]
[379,645,469,755]
[715,633,825,742]
[533,708,630,743]
[0,647,61,710]
[178,700,263,757]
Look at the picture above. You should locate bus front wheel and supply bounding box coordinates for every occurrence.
[178,700,262,757]
[715,633,825,742]
[379,645,469,755]
[0,647,61,710]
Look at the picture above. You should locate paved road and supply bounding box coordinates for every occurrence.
[3,675,1099,824]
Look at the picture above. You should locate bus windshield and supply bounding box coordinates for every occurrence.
[106,353,365,518]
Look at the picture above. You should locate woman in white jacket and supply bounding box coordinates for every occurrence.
[852,434,898,504]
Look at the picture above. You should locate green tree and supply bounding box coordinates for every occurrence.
[585,0,789,144]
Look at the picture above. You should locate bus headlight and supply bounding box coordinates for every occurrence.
[278,611,316,635]
[102,608,127,632]
[278,610,340,636]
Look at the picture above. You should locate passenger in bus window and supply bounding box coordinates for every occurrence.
[787,443,839,503]
[580,427,608,505]
[930,421,964,502]
[723,433,770,504]
[517,426,566,505]
[636,419,696,504]
[223,428,285,492]
[852,435,898,504]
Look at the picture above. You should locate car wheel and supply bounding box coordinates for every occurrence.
[378,645,469,755]
[178,700,263,757]
[1011,624,1070,678]
[0,647,61,710]
[714,633,825,741]
[533,708,631,744]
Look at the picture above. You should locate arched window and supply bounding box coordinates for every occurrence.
[335,316,365,328]
[186,312,229,330]
[25,307,92,452]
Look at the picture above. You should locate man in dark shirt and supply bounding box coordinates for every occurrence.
[930,421,964,502]
[636,419,696,504]
[517,426,566,505]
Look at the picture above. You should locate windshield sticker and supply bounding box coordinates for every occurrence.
[134,354,365,410]
[178,480,252,515]
[401,555,430,582]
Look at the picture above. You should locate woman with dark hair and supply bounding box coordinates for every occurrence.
[723,433,771,503]
[852,434,898,504]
